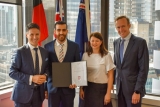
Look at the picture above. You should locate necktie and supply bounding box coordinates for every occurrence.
[120,39,125,63]
[59,44,64,62]
[34,48,39,74]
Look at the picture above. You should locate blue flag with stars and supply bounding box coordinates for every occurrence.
[75,0,89,58]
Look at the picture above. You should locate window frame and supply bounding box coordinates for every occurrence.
[0,0,23,90]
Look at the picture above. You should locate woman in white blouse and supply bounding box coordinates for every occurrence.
[79,32,115,107]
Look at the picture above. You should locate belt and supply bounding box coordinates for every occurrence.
[34,86,40,91]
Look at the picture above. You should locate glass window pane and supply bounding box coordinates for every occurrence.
[0,3,18,89]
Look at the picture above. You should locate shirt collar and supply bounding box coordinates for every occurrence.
[28,42,39,50]
[121,33,131,41]
[55,39,67,46]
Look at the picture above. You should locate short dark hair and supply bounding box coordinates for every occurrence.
[26,23,40,32]
[87,32,108,57]
[115,15,130,24]
[54,21,67,29]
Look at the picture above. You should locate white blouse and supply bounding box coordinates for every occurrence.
[82,52,115,84]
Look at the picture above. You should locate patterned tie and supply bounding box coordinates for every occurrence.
[34,48,39,74]
[120,39,125,63]
[59,44,64,62]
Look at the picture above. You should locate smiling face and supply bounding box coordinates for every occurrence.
[90,36,102,51]
[26,28,40,47]
[115,17,131,38]
[54,24,68,44]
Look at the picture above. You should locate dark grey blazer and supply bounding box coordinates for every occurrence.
[44,39,80,94]
[9,44,49,103]
[114,34,149,99]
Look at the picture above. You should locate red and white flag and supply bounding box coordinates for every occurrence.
[54,0,64,38]
[55,0,64,22]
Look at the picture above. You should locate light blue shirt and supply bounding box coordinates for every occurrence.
[121,33,132,56]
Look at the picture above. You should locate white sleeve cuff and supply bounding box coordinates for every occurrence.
[29,75,33,85]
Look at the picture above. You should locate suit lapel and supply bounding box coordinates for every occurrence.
[24,44,34,72]
[116,38,121,65]
[39,47,44,74]
[122,34,135,65]
[63,39,69,62]
[53,40,59,62]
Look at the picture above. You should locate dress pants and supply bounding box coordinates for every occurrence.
[48,88,75,107]
[14,86,43,107]
[118,82,142,107]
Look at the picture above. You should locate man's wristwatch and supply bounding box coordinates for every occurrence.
[134,90,140,94]
[44,73,48,77]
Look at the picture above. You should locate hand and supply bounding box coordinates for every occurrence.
[104,93,111,105]
[32,75,46,84]
[69,84,77,89]
[45,91,48,99]
[132,92,140,104]
[79,88,84,100]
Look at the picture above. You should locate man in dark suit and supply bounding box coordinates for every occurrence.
[113,16,149,107]
[44,21,80,107]
[9,23,49,107]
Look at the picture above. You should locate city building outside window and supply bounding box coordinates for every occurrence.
[0,3,18,89]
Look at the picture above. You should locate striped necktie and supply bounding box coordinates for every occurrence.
[59,44,64,62]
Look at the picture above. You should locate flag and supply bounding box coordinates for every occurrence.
[55,0,64,22]
[54,0,64,38]
[32,0,48,46]
[75,0,90,58]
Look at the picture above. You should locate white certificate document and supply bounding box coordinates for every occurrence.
[71,61,87,86]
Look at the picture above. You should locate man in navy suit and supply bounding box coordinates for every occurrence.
[44,21,80,107]
[114,16,149,107]
[9,23,49,107]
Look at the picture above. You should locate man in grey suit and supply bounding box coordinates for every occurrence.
[114,16,149,107]
[9,23,48,107]
[44,21,80,107]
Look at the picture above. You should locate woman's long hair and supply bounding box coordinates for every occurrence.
[87,32,108,57]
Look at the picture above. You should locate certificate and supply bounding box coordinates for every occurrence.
[71,61,87,86]
[52,61,87,87]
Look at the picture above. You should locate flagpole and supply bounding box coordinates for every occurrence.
[85,0,90,39]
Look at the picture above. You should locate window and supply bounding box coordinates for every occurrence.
[0,3,20,89]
